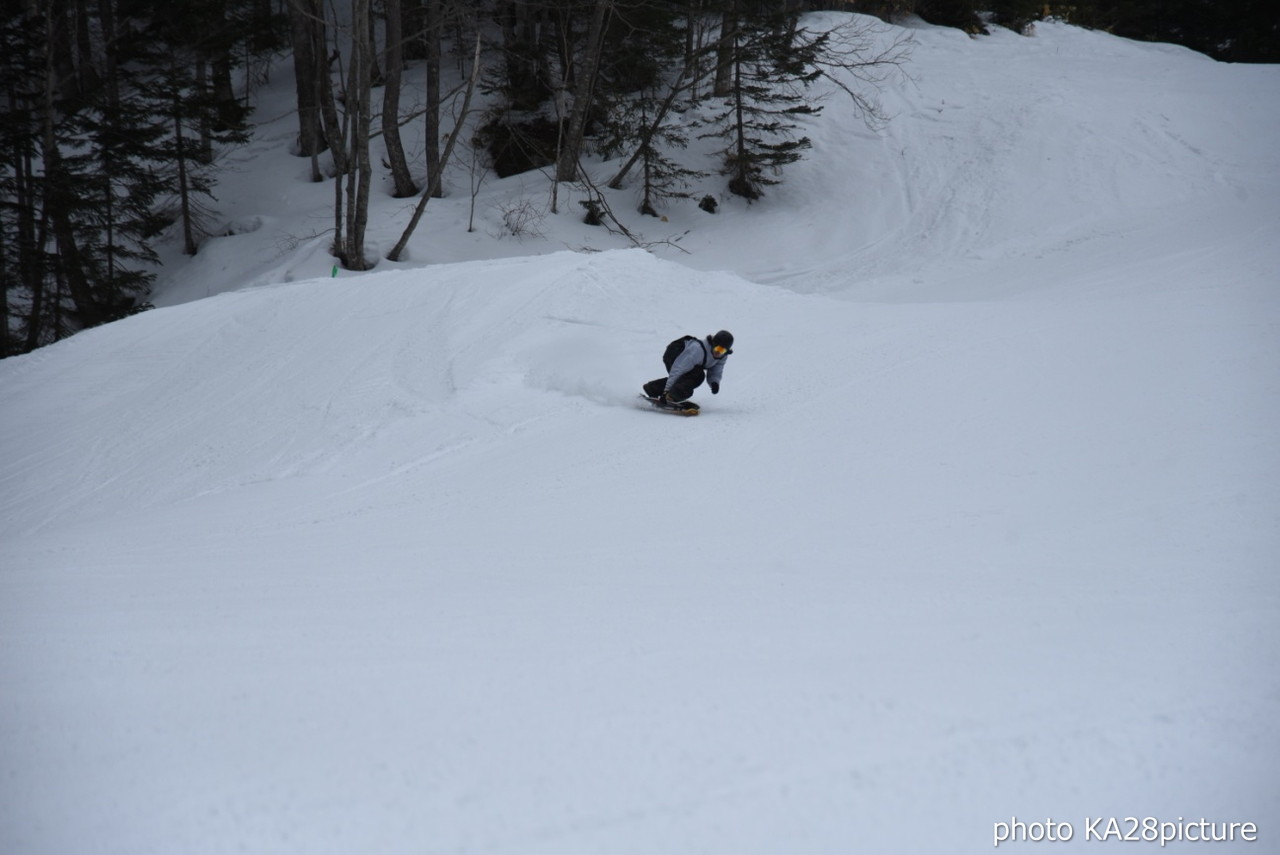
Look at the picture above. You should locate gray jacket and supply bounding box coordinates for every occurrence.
[666,337,728,393]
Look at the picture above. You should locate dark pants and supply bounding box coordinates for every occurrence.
[644,366,706,402]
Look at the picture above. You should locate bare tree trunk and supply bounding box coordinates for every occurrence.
[174,102,198,255]
[287,0,326,176]
[685,0,698,97]
[555,0,610,184]
[47,0,78,102]
[24,204,53,352]
[318,19,348,177]
[340,0,374,270]
[424,0,443,197]
[290,0,347,175]
[40,5,103,329]
[0,151,13,353]
[0,260,9,357]
[713,5,738,98]
[96,0,118,101]
[21,144,52,351]
[366,0,383,85]
[12,112,49,351]
[727,33,755,198]
[386,33,482,263]
[44,161,102,326]
[207,3,239,129]
[382,0,417,197]
[73,0,97,94]
[195,57,214,163]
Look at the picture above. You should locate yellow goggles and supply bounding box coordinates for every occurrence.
[712,345,729,357]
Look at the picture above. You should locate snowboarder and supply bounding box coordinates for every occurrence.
[643,330,734,408]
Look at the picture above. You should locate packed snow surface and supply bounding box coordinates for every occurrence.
[2,15,1278,855]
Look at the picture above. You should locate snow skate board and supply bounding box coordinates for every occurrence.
[639,394,700,416]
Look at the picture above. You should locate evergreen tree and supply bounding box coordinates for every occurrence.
[914,0,985,34]
[2,0,266,354]
[604,80,706,214]
[987,0,1044,34]
[0,8,52,354]
[63,76,169,315]
[20,1,162,337]
[148,52,253,256]
[701,4,824,201]
[598,2,708,213]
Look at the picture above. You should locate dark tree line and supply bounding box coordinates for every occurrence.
[840,0,1277,62]
[2,0,274,357]
[478,1,910,216]
[1061,0,1278,63]
[5,0,1268,357]
[2,0,912,355]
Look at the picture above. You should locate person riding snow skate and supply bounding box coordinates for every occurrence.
[643,330,734,405]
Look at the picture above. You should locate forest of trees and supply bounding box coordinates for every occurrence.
[2,0,1275,357]
[855,0,1278,61]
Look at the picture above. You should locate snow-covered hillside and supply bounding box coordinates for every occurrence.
[2,15,1278,855]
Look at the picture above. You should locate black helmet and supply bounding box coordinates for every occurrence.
[710,330,734,352]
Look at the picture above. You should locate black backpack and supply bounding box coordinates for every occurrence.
[662,335,701,371]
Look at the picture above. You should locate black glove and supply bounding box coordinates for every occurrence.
[710,382,720,394]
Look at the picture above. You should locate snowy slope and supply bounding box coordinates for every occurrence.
[3,15,1279,855]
